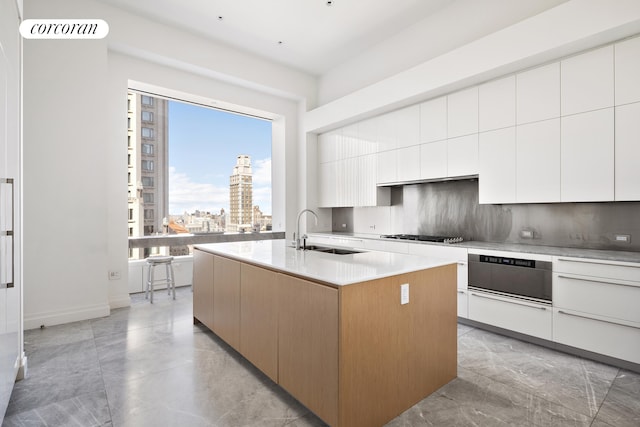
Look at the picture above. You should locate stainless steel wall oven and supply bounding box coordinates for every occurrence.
[468,253,552,303]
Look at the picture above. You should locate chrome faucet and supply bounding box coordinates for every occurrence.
[296,208,318,250]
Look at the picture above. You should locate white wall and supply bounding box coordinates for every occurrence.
[308,0,640,133]
[23,0,314,328]
[318,0,569,105]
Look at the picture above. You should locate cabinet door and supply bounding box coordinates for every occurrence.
[317,130,338,164]
[516,62,560,124]
[516,119,561,203]
[468,290,552,340]
[615,102,640,201]
[376,150,397,184]
[213,255,241,349]
[419,140,447,180]
[278,275,338,427]
[561,109,614,202]
[447,134,478,177]
[615,35,640,105]
[478,127,516,204]
[396,105,420,148]
[240,263,278,382]
[317,161,337,207]
[561,45,614,116]
[479,75,516,132]
[396,145,420,182]
[448,87,479,138]
[554,308,640,365]
[192,250,214,330]
[420,96,447,143]
[377,110,397,152]
[358,117,378,155]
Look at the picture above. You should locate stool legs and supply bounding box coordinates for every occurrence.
[145,260,175,303]
[165,262,176,300]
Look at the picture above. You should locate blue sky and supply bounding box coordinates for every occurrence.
[168,100,272,216]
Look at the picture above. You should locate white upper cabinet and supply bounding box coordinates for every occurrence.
[615,102,640,201]
[447,134,478,177]
[377,111,397,152]
[615,36,640,106]
[396,105,420,148]
[358,117,378,155]
[561,45,614,116]
[447,87,478,138]
[516,62,560,125]
[317,161,337,207]
[396,145,421,182]
[561,108,614,202]
[478,127,516,204]
[318,130,338,164]
[377,150,397,184]
[419,140,447,180]
[479,76,516,132]
[516,119,561,203]
[419,96,447,143]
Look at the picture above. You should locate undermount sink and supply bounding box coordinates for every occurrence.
[303,245,362,255]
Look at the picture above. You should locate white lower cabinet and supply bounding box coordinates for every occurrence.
[553,308,640,364]
[468,290,552,340]
[552,256,640,364]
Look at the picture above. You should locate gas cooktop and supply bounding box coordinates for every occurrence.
[380,234,464,244]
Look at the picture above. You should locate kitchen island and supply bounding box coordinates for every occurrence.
[193,239,457,427]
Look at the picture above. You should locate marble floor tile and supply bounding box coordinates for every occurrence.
[458,328,619,417]
[385,367,592,427]
[593,369,640,427]
[2,391,111,427]
[4,286,640,427]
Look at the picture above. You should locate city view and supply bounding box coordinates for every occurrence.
[127,92,273,258]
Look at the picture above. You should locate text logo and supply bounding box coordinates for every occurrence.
[20,19,109,39]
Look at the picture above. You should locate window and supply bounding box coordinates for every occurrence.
[141,127,154,139]
[127,117,131,129]
[129,227,133,236]
[141,95,153,106]
[128,135,131,148]
[141,111,154,122]
[144,209,154,220]
[128,154,132,167]
[142,160,154,171]
[128,208,133,221]
[128,172,131,184]
[142,143,154,155]
[141,176,154,187]
[143,193,154,203]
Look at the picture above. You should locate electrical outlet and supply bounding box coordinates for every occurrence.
[400,283,409,305]
[520,229,534,239]
[614,234,631,243]
[108,270,121,280]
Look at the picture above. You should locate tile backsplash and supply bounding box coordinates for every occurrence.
[333,180,640,252]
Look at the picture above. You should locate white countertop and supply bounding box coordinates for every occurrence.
[307,232,640,264]
[194,239,452,286]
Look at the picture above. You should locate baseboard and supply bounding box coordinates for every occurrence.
[24,303,110,330]
[109,294,131,310]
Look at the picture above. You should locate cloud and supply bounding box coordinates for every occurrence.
[252,158,271,185]
[168,167,229,214]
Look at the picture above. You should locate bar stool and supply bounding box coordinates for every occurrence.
[145,255,175,303]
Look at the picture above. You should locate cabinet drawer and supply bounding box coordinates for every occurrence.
[468,290,552,340]
[554,273,640,323]
[554,308,640,364]
[553,256,640,282]
[457,289,468,318]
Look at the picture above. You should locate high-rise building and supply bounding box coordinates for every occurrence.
[127,92,169,258]
[229,154,253,232]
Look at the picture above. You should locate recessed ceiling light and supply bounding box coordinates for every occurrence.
[326,0,333,6]
[217,16,223,21]
[277,41,283,45]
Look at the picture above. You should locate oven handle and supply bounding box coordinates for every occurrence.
[557,310,640,330]
[470,292,548,310]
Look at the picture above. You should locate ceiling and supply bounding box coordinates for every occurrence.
[95,0,567,76]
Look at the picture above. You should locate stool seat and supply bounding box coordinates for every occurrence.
[145,256,176,303]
